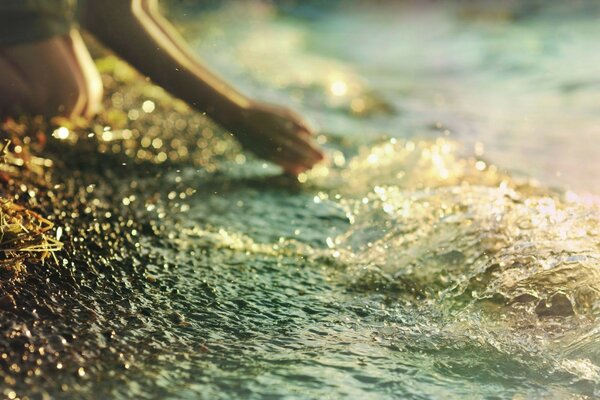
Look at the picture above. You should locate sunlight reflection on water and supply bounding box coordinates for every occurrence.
[87,1,600,398]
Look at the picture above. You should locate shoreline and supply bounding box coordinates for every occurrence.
[1,53,599,398]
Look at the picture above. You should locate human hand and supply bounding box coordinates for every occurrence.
[230,102,324,175]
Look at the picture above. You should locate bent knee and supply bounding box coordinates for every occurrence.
[48,34,103,120]
[46,74,89,119]
[0,32,103,121]
[52,66,103,120]
[0,73,87,120]
[0,56,30,116]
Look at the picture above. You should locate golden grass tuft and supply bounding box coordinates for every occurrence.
[0,198,63,273]
[0,140,63,273]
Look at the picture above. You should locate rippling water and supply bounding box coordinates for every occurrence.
[127,1,599,398]
[4,1,599,399]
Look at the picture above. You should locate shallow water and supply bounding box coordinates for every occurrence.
[2,1,600,399]
[181,0,600,196]
[129,2,600,398]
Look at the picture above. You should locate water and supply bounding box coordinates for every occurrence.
[2,1,600,399]
[180,0,600,196]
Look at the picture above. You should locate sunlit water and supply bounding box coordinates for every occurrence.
[113,1,600,399]
[13,1,598,399]
[180,0,600,196]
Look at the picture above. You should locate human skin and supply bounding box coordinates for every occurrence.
[0,0,323,175]
[0,30,102,119]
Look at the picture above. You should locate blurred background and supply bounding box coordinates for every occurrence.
[168,0,600,195]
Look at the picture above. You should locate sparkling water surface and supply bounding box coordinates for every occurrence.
[5,1,600,399]
[119,1,599,398]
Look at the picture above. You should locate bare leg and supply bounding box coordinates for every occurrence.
[0,30,102,120]
[0,55,30,116]
[69,30,104,118]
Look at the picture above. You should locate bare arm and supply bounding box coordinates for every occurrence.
[81,0,323,174]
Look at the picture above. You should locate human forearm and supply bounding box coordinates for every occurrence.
[81,0,324,174]
[81,0,252,128]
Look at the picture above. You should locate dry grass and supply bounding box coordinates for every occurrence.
[0,140,63,273]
